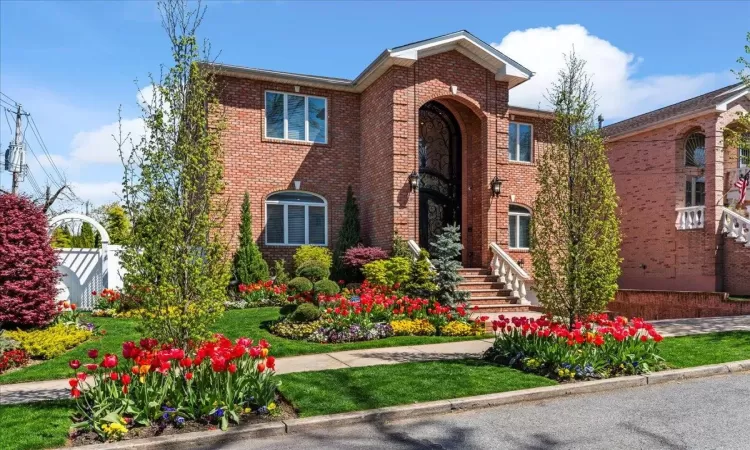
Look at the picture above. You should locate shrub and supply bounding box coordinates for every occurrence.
[272,259,290,285]
[342,246,388,270]
[332,186,361,281]
[403,249,437,298]
[6,324,92,359]
[390,319,436,336]
[0,333,20,353]
[484,314,665,381]
[289,303,322,323]
[314,279,340,296]
[441,321,484,336]
[293,246,332,272]
[279,303,298,317]
[288,277,313,294]
[362,257,411,287]
[0,194,61,328]
[232,193,270,285]
[391,231,411,258]
[69,335,279,438]
[431,224,469,306]
[295,260,330,282]
[270,320,322,340]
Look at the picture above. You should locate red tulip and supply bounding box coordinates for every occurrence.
[76,372,87,381]
[171,348,185,360]
[122,386,128,394]
[71,304,77,311]
[86,363,98,371]
[180,358,192,368]
[266,356,276,370]
[91,291,97,296]
[131,365,139,375]
[68,379,78,388]
[257,362,266,373]
[71,387,81,398]
[259,339,270,349]
[249,347,261,358]
[228,363,237,373]
[121,374,131,385]
[69,359,81,370]
[110,372,119,381]
[102,354,118,369]
[237,337,252,347]
[185,372,193,380]
[87,349,99,359]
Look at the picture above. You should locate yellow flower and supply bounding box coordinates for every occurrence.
[244,408,251,414]
[268,402,277,410]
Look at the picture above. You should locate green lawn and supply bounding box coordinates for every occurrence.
[0,400,72,450]
[0,308,484,384]
[659,331,750,368]
[278,359,557,417]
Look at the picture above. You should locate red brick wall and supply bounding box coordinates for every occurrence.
[607,289,749,320]
[607,114,722,292]
[216,75,361,265]
[724,238,750,295]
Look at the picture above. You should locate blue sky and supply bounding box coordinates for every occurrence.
[1,0,748,206]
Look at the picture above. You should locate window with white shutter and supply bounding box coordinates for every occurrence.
[264,91,327,143]
[265,192,328,246]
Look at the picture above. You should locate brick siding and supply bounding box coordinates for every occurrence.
[608,289,749,320]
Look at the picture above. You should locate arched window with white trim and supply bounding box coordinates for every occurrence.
[509,205,531,250]
[265,191,327,246]
[684,132,706,168]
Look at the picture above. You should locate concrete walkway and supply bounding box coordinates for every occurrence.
[3,315,750,405]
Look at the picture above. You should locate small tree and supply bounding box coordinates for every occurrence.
[232,192,269,285]
[119,0,229,345]
[0,194,61,328]
[430,224,468,306]
[50,225,73,248]
[391,231,411,258]
[531,52,621,327]
[332,186,360,281]
[74,222,96,248]
[403,249,437,299]
[101,203,132,245]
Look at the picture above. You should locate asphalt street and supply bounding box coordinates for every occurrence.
[201,372,750,450]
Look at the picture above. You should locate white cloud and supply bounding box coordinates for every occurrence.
[493,24,732,120]
[70,117,145,164]
[70,181,122,204]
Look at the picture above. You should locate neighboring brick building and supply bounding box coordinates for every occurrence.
[210,31,550,281]
[604,83,750,296]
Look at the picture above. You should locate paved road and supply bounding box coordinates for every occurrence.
[207,373,750,450]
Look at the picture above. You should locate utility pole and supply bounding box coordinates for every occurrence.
[3,104,28,194]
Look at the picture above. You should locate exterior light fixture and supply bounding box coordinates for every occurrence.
[409,171,420,192]
[490,176,502,197]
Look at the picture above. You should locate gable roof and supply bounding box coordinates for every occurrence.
[205,30,533,93]
[603,82,749,140]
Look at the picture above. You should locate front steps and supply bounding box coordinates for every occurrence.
[457,268,531,315]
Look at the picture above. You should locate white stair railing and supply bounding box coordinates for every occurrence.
[489,243,530,305]
[407,239,435,269]
[721,207,750,247]
[675,206,705,230]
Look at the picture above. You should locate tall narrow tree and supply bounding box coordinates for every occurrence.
[332,185,360,281]
[232,192,269,285]
[531,52,621,327]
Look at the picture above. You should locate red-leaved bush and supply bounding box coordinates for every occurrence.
[0,194,61,327]
[342,246,388,269]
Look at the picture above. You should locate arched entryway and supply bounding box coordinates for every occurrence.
[418,101,462,251]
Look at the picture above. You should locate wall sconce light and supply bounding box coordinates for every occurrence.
[490,176,502,197]
[409,171,420,192]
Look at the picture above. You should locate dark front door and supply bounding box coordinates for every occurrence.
[418,101,461,251]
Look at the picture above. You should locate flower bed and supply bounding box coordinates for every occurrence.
[225,281,288,309]
[269,282,487,343]
[68,334,281,443]
[484,314,665,381]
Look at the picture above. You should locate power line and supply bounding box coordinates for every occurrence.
[24,138,62,189]
[27,114,65,183]
[0,91,18,106]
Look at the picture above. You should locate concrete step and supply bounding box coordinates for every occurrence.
[458,268,491,276]
[460,274,498,283]
[468,297,514,306]
[459,282,506,290]
[471,304,532,314]
[464,288,513,297]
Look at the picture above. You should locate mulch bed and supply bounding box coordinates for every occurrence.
[70,397,297,446]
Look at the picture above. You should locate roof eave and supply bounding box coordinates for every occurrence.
[604,107,720,142]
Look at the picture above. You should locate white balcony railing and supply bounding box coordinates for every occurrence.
[489,243,530,305]
[721,207,750,247]
[675,206,705,230]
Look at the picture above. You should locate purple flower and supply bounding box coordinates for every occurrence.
[215,408,224,418]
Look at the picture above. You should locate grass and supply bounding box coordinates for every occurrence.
[0,308,484,384]
[659,331,750,368]
[0,400,73,450]
[278,359,557,417]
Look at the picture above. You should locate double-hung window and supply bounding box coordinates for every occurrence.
[509,205,531,250]
[685,176,705,207]
[508,122,532,162]
[265,192,327,246]
[265,91,327,143]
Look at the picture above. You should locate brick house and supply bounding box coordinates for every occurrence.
[603,83,750,296]
[209,31,549,307]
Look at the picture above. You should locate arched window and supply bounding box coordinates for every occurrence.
[265,192,327,246]
[509,205,531,250]
[685,132,706,168]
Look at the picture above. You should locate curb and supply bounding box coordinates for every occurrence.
[63,359,750,449]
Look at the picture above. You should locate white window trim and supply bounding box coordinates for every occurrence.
[265,91,328,144]
[509,122,533,163]
[264,191,328,246]
[509,205,531,250]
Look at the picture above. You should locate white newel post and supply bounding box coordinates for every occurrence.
[489,243,530,305]
[104,244,125,290]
